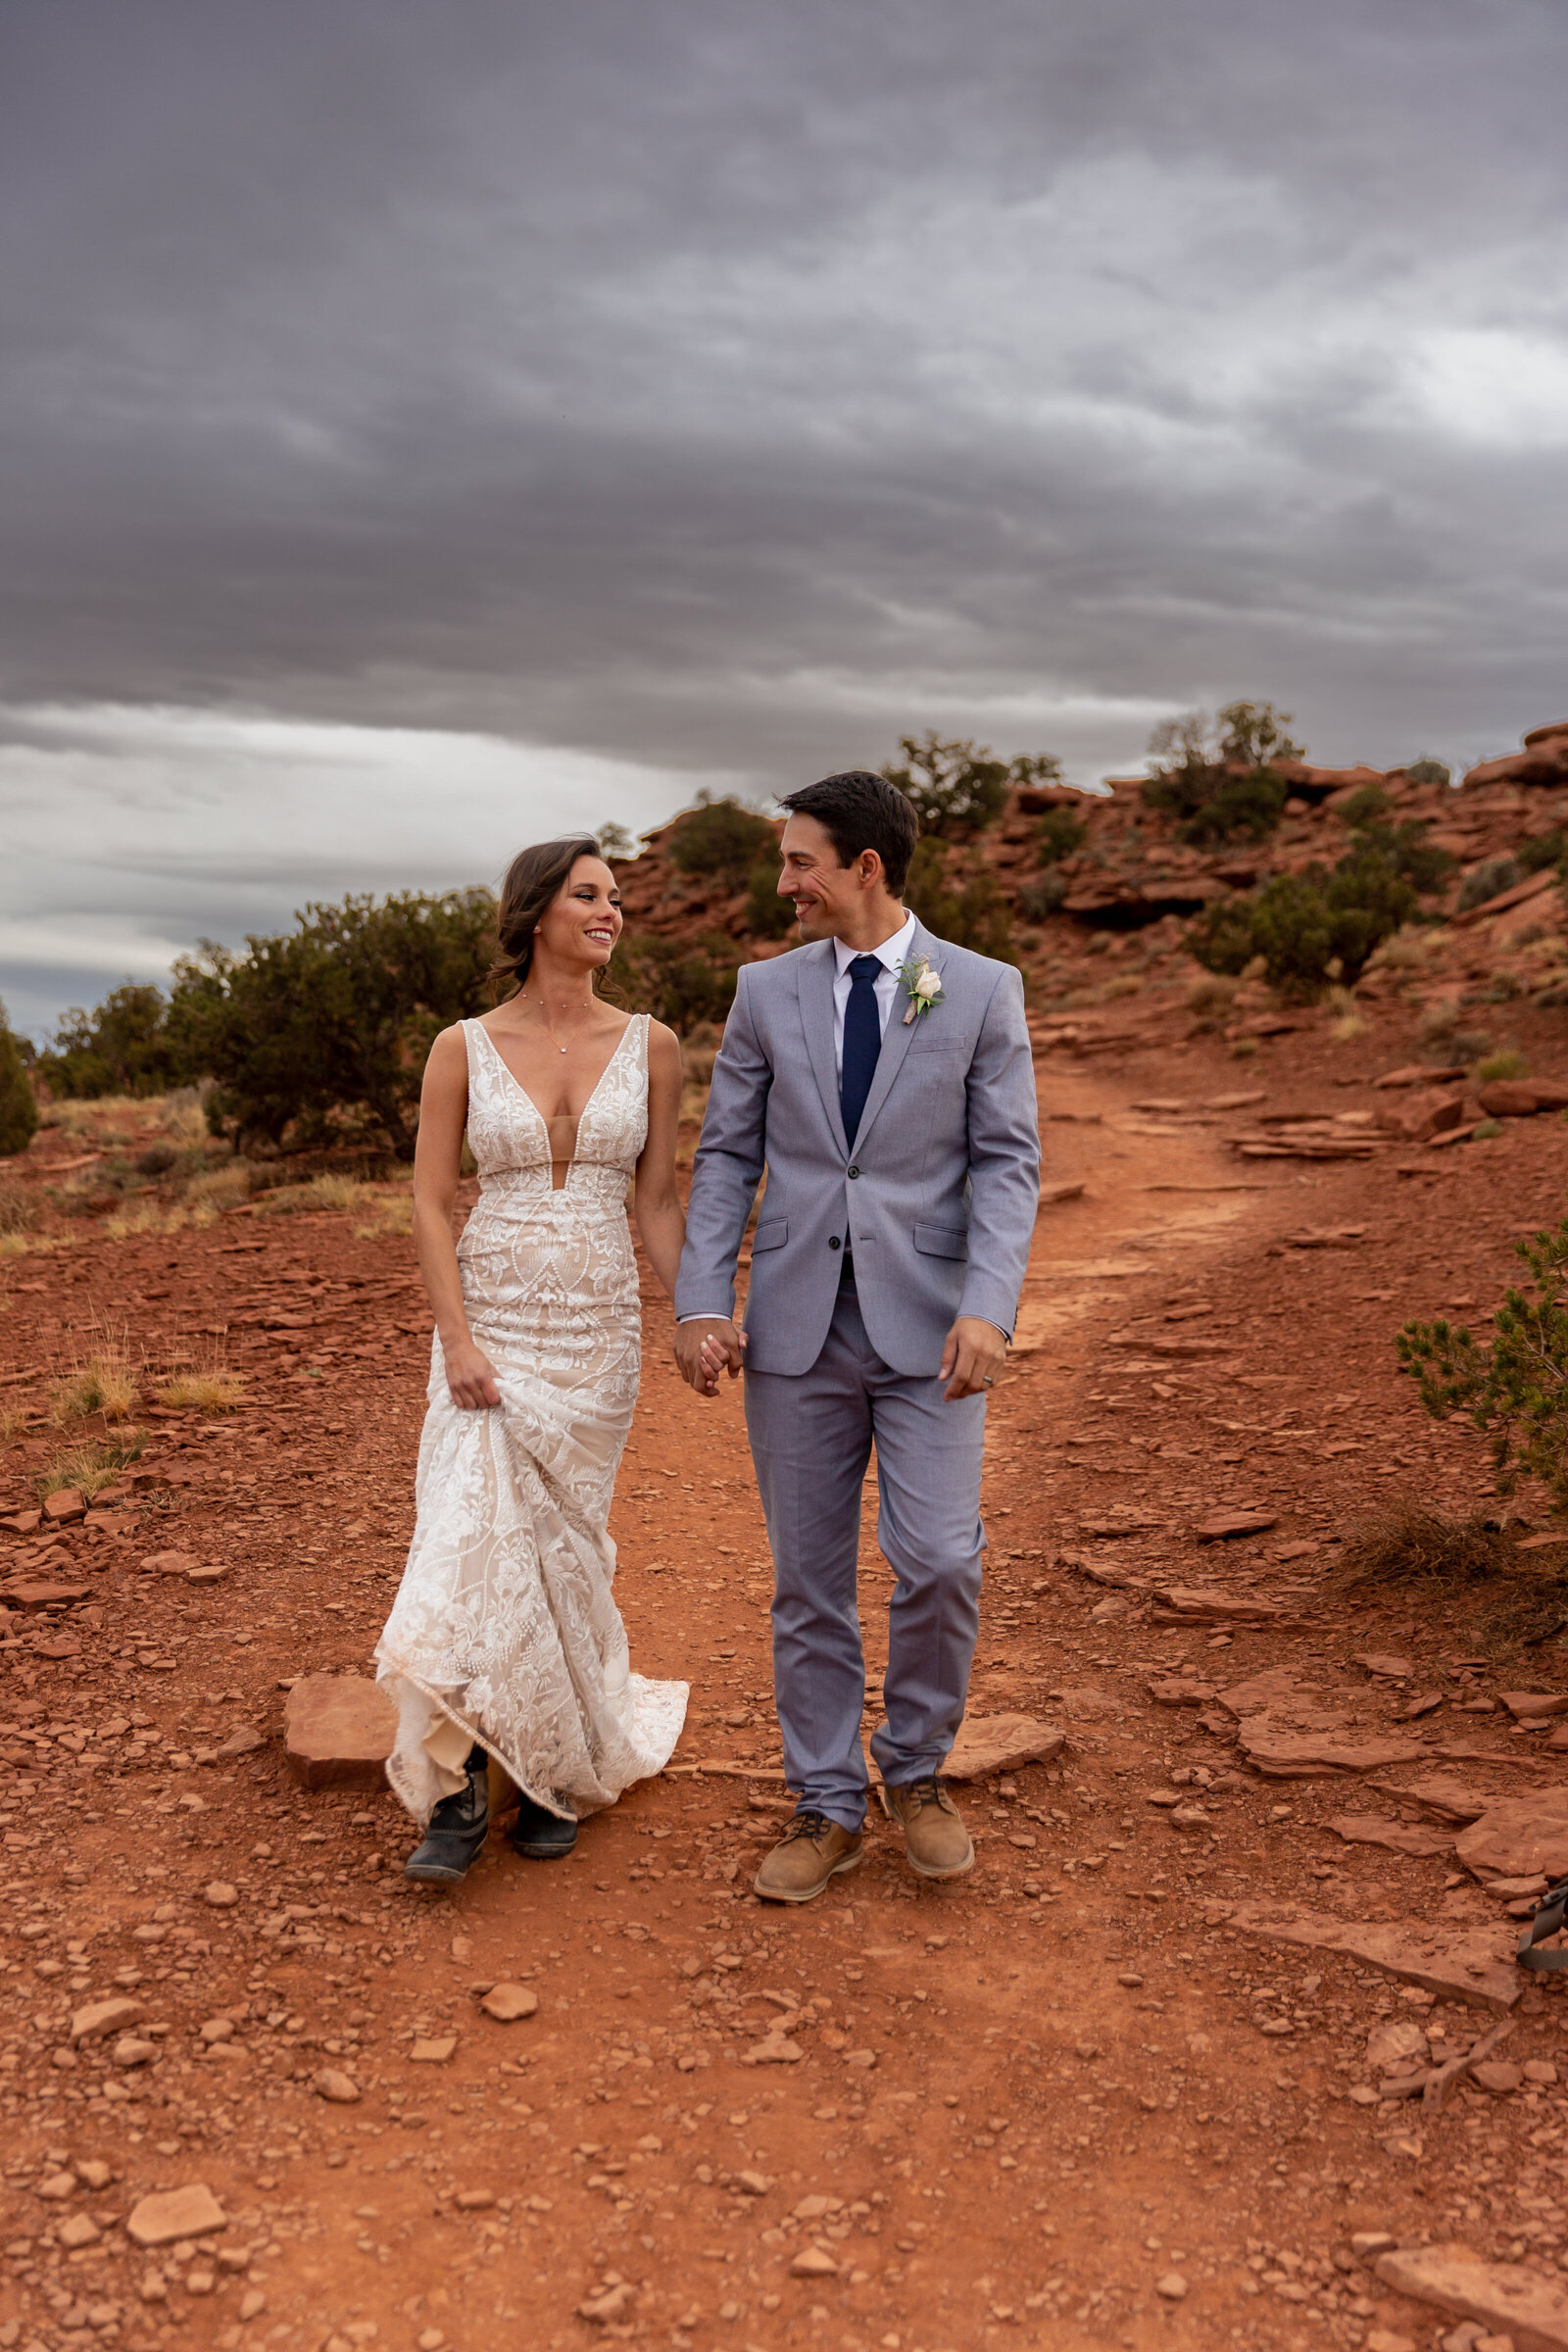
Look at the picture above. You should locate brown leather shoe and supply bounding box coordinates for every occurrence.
[879,1775,974,1879]
[753,1810,864,1905]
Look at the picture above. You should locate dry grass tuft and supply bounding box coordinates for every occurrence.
[184,1161,253,1211]
[37,1433,145,1499]
[1339,1499,1519,1588]
[0,1229,63,1260]
[50,1323,139,1424]
[0,1180,39,1238]
[0,1405,24,1448]
[1325,984,1366,1042]
[103,1200,190,1241]
[1186,972,1238,1029]
[353,1190,414,1240]
[156,1368,247,1415]
[254,1171,370,1218]
[1338,1497,1568,1654]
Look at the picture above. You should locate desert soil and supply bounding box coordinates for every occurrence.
[6,1012,1568,2352]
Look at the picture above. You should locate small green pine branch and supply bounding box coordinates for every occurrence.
[1396,1212,1568,1513]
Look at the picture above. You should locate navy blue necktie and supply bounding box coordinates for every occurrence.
[840,954,883,1149]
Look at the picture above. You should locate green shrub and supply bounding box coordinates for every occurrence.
[166,890,497,1160]
[1518,829,1568,875]
[665,796,777,885]
[35,982,186,1100]
[1458,855,1522,912]
[1475,1049,1530,1082]
[1190,841,1418,1000]
[906,842,1016,959]
[1403,757,1451,786]
[1345,819,1454,896]
[1142,700,1304,848]
[1334,784,1392,826]
[611,934,741,1031]
[881,734,1060,842]
[1017,872,1069,922]
[1035,808,1088,865]
[744,858,796,938]
[0,1005,38,1156]
[1396,1207,1568,1516]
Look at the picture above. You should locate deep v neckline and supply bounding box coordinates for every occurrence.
[474,1015,637,1163]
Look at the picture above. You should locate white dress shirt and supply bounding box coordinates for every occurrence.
[831,909,917,1076]
[677,909,916,1323]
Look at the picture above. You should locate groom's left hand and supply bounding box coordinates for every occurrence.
[940,1316,1007,1400]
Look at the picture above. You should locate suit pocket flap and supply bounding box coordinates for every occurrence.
[751,1217,789,1253]
[913,1222,968,1260]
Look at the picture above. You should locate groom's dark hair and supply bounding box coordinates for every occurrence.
[779,771,919,896]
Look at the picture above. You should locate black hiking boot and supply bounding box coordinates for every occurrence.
[403,1746,490,1885]
[509,1793,577,1860]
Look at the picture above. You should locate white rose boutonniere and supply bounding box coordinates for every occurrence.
[898,954,946,1024]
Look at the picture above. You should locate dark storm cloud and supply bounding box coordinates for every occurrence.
[4,0,1568,1031]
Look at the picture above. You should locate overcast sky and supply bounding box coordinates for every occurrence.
[5,0,1567,1038]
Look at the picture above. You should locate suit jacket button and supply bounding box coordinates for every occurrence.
[847,1164,859,1179]
[828,1236,841,1250]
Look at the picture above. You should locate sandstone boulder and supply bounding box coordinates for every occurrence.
[1478,1080,1568,1118]
[126,2184,227,2248]
[1376,1089,1468,1143]
[71,1995,142,2045]
[282,1675,396,1791]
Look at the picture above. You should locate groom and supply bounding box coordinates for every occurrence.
[673,771,1040,1902]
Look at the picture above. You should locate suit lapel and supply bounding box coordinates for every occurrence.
[798,941,850,1158]
[850,919,932,1154]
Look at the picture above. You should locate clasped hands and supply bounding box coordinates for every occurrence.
[673,1312,1005,1401]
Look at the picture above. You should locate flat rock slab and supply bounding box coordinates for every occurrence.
[3,1583,91,1612]
[1356,1653,1414,1680]
[1229,1904,1520,2011]
[1501,1692,1568,1721]
[1369,1776,1496,1825]
[741,2029,805,2066]
[1243,1732,1429,1779]
[1193,1511,1278,1541]
[283,1674,396,1790]
[1152,1585,1282,1621]
[71,1995,143,2044]
[1332,1814,1454,1858]
[946,1714,1065,1779]
[480,1983,539,2022]
[1148,1679,1219,1709]
[1376,2243,1568,2350]
[1456,1794,1568,1883]
[142,1549,199,1577]
[126,2183,227,2247]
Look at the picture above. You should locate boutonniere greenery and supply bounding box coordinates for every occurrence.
[898,953,945,1024]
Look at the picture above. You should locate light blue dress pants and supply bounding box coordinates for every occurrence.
[743,1273,987,1830]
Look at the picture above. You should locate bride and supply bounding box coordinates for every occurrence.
[375,835,689,1884]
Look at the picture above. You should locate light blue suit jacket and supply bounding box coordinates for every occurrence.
[674,921,1040,1378]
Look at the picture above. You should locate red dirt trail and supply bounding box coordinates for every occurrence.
[6,1015,1568,2352]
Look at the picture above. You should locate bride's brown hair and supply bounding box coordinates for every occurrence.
[489,836,619,1000]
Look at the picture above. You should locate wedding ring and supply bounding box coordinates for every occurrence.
[982,1375,995,1386]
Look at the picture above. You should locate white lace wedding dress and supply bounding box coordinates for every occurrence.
[375,1013,688,1826]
